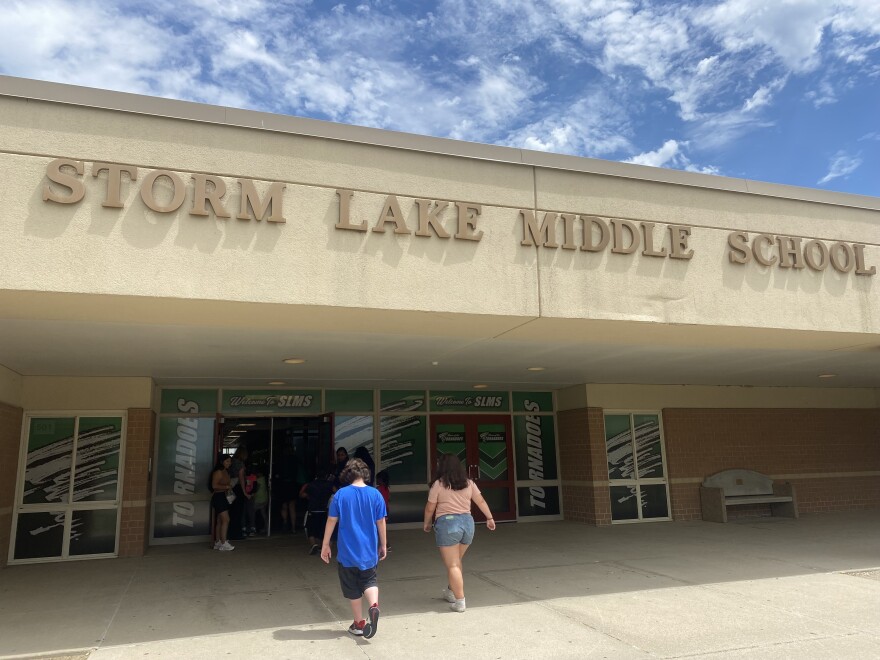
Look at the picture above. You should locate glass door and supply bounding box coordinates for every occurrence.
[604,412,671,523]
[430,414,516,522]
[12,414,125,563]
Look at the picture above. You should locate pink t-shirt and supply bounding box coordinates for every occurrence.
[428,479,481,517]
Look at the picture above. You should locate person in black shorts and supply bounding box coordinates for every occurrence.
[210,454,235,551]
[300,469,334,555]
[321,459,387,638]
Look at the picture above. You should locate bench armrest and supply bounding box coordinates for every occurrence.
[700,486,727,523]
[773,482,793,497]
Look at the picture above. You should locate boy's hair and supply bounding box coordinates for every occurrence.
[435,453,469,491]
[339,458,371,485]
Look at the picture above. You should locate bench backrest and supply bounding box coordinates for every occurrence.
[702,469,773,496]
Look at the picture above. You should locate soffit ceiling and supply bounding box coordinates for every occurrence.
[1,291,878,390]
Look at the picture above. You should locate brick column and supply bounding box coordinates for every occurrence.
[118,408,155,557]
[0,402,24,568]
[558,407,611,525]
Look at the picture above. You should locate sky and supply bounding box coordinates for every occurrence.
[1,0,879,197]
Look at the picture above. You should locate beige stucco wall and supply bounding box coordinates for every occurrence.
[21,377,153,410]
[0,365,23,408]
[1,94,878,334]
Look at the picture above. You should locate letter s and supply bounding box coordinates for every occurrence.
[43,158,85,204]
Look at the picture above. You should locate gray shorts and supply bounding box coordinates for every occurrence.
[433,513,475,547]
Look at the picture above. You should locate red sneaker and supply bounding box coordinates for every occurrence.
[348,619,366,636]
[364,604,380,639]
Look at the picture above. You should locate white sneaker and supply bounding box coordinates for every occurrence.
[219,541,235,551]
[450,598,466,613]
[213,540,222,550]
[441,587,456,603]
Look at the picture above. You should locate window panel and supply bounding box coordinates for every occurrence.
[23,418,76,505]
[70,509,118,555]
[610,485,639,521]
[605,414,635,480]
[14,511,65,560]
[73,417,122,502]
[640,484,670,519]
[633,414,664,479]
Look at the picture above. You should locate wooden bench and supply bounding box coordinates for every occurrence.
[699,469,798,523]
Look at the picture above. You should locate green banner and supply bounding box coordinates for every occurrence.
[517,486,561,516]
[436,423,467,463]
[156,418,215,498]
[429,391,509,412]
[379,414,427,485]
[161,389,218,415]
[380,390,427,412]
[325,390,374,412]
[512,392,554,413]
[514,415,558,481]
[221,389,321,414]
[477,423,508,480]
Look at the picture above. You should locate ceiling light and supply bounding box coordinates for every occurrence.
[268,381,286,385]
[527,367,545,371]
[431,361,439,366]
[283,358,305,364]
[237,423,256,427]
[818,374,837,379]
[473,384,488,389]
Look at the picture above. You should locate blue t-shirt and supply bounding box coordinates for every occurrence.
[329,484,387,570]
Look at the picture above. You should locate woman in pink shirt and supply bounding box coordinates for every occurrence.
[423,454,496,612]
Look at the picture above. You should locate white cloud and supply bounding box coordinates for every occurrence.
[503,94,632,157]
[818,151,862,184]
[0,0,877,186]
[625,140,681,167]
[694,0,832,73]
[623,139,721,175]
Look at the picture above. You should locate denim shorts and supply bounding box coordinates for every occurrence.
[433,513,475,547]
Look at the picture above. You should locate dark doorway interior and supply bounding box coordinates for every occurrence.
[218,415,334,538]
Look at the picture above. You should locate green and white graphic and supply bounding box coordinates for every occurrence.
[517,486,561,516]
[335,415,373,454]
[222,389,321,414]
[429,391,510,412]
[156,418,215,498]
[514,415,558,481]
[435,424,466,463]
[379,415,427,485]
[161,389,218,414]
[512,392,554,413]
[24,417,75,504]
[478,424,508,480]
[380,390,426,412]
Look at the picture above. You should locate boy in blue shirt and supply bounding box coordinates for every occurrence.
[321,457,387,639]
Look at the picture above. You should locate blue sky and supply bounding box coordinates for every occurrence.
[2,0,879,196]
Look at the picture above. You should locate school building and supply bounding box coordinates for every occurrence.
[0,75,878,567]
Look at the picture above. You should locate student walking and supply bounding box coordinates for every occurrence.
[321,458,387,639]
[423,453,496,613]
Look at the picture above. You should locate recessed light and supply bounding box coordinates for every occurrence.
[473,384,488,389]
[818,374,837,378]
[268,381,286,385]
[282,358,305,364]
[527,367,545,372]
[431,361,440,366]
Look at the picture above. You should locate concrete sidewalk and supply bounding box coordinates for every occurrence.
[1,511,879,659]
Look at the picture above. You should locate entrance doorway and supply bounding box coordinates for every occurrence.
[218,415,334,538]
[429,414,516,522]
